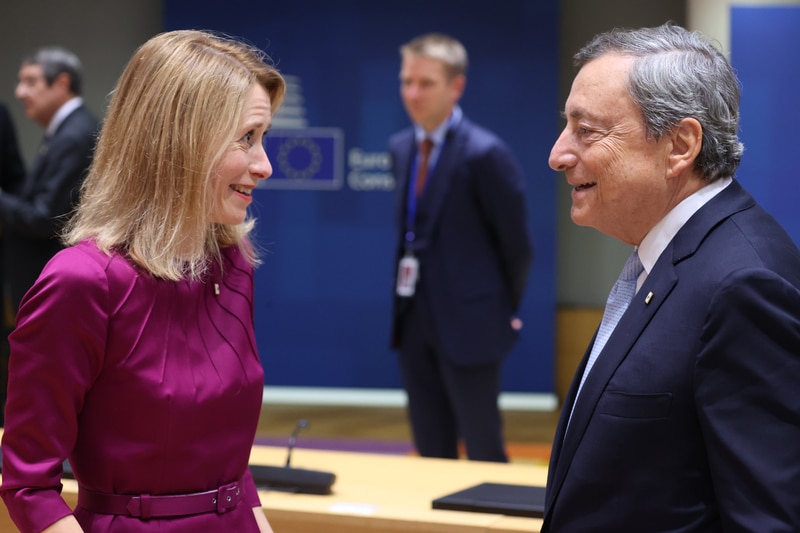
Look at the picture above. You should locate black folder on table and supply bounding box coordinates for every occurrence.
[432,482,545,518]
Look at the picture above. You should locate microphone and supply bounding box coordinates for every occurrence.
[249,418,336,495]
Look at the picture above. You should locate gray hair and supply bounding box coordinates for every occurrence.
[400,33,468,80]
[575,22,743,182]
[22,47,83,95]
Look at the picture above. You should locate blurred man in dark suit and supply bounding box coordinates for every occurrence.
[4,47,98,316]
[389,33,533,462]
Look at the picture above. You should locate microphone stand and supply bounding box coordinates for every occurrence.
[285,418,308,467]
[250,418,337,495]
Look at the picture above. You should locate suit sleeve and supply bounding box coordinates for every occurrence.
[0,121,95,239]
[471,141,533,311]
[695,268,800,531]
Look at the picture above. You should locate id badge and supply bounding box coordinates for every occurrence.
[396,254,419,297]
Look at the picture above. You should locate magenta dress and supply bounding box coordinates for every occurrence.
[0,240,266,532]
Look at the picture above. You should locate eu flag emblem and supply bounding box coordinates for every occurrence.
[261,128,343,190]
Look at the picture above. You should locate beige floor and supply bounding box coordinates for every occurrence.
[257,405,561,447]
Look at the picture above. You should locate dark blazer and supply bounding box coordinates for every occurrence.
[0,103,25,194]
[0,103,26,297]
[0,104,98,313]
[544,180,800,532]
[389,117,533,367]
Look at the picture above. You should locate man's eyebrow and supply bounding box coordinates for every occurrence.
[565,108,613,129]
[560,109,588,121]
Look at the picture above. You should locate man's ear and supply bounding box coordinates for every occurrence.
[667,117,702,178]
[450,74,466,101]
[52,72,72,93]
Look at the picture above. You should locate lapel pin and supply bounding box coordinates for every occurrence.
[645,291,653,305]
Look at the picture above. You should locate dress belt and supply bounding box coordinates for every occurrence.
[77,478,244,518]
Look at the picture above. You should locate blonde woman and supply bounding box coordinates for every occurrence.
[0,29,285,533]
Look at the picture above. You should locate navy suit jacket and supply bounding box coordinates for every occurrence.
[389,117,533,367]
[0,103,25,194]
[0,104,98,312]
[0,102,25,334]
[544,180,800,532]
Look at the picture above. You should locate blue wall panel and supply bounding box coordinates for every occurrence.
[732,5,800,244]
[164,0,559,393]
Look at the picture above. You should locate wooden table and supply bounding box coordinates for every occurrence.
[251,446,546,532]
[0,446,547,532]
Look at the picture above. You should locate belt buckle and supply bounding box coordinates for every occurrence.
[215,481,240,514]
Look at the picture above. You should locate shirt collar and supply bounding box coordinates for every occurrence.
[414,105,462,146]
[637,176,733,275]
[46,96,83,137]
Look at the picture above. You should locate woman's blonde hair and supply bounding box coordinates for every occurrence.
[64,29,285,280]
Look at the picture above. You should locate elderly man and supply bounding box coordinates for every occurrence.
[545,23,800,531]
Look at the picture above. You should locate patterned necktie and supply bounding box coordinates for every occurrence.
[415,138,434,197]
[575,250,644,397]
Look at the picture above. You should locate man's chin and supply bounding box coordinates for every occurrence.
[569,210,593,228]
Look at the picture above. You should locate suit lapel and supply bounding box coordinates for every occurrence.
[415,122,465,236]
[393,129,416,230]
[570,268,676,428]
[20,134,51,199]
[546,267,677,512]
[20,106,85,199]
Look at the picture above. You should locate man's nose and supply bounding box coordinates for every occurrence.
[548,129,577,171]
